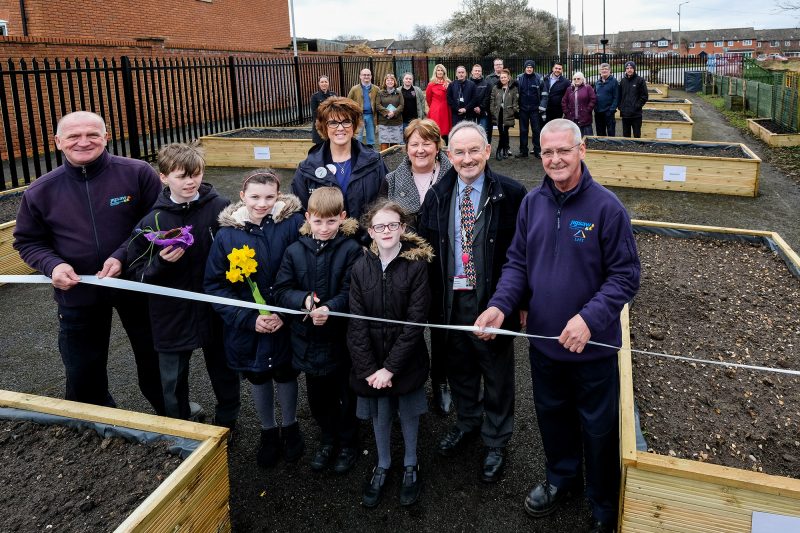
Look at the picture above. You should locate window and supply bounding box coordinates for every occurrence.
[658,39,668,47]
[757,42,762,48]
[689,42,696,48]
[743,39,752,46]
[633,42,641,48]
[645,41,652,47]
[728,41,734,46]
[0,20,6,36]
[700,42,706,48]
[771,40,779,47]
[673,44,678,49]
[786,41,792,46]
[714,41,723,47]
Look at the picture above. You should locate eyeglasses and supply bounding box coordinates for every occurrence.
[371,222,402,233]
[541,142,582,159]
[449,147,485,159]
[326,120,353,129]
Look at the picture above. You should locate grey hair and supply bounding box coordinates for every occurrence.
[447,120,488,148]
[572,71,586,83]
[599,63,611,70]
[56,111,107,136]
[540,118,582,145]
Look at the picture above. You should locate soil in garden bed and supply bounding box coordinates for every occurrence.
[0,192,22,222]
[648,98,689,104]
[630,233,800,478]
[211,128,313,139]
[585,137,752,158]
[642,109,688,122]
[0,419,183,532]
[753,119,797,135]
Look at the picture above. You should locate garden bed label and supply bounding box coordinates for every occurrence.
[656,128,673,139]
[751,511,800,532]
[662,165,687,182]
[253,147,271,160]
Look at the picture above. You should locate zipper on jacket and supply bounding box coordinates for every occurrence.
[83,167,103,266]
[382,270,388,355]
[554,206,562,256]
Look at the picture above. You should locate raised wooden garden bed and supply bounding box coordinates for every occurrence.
[648,83,669,97]
[638,109,693,140]
[0,187,33,277]
[614,98,693,118]
[0,390,231,532]
[648,87,666,100]
[200,127,314,169]
[618,220,800,532]
[747,118,800,147]
[583,137,760,196]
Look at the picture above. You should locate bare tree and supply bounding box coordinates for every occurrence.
[334,34,365,42]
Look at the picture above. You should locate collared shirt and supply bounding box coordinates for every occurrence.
[454,173,485,278]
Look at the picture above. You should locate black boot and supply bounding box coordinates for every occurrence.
[504,147,513,158]
[257,427,281,468]
[495,147,503,161]
[281,422,305,463]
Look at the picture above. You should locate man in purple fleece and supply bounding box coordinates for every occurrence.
[13,111,165,414]
[474,118,640,533]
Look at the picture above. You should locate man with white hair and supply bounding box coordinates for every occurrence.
[475,119,640,533]
[14,111,165,415]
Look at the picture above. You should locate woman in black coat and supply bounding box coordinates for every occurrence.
[310,75,337,144]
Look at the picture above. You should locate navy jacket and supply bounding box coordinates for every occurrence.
[204,195,304,373]
[446,78,479,122]
[470,76,492,117]
[593,75,620,114]
[417,165,526,351]
[540,74,571,115]
[128,182,228,352]
[619,72,649,118]
[488,163,640,361]
[516,71,544,110]
[13,150,161,306]
[273,218,362,376]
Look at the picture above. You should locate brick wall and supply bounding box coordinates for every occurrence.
[0,0,290,52]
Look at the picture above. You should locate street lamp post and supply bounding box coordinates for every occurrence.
[677,1,690,56]
[601,0,607,57]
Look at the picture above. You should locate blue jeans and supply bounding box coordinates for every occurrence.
[57,291,164,414]
[478,115,491,139]
[358,113,375,146]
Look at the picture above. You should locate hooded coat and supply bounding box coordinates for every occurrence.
[618,71,649,119]
[490,80,520,127]
[203,194,304,374]
[127,182,229,352]
[347,232,433,397]
[273,218,363,376]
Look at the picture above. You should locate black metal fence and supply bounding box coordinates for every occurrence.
[0,53,711,191]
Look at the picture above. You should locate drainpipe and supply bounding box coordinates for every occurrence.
[19,0,29,36]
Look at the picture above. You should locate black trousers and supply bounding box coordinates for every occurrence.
[518,107,541,155]
[529,348,620,524]
[57,290,164,415]
[447,291,515,447]
[621,117,642,138]
[544,107,563,124]
[595,110,616,137]
[305,365,358,448]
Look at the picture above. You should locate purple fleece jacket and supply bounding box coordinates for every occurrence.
[488,163,640,361]
[13,150,161,306]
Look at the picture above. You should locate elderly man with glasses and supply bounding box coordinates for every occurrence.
[475,118,640,533]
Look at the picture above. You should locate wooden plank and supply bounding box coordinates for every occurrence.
[747,119,800,147]
[630,220,776,238]
[0,222,34,276]
[618,305,636,462]
[0,185,27,198]
[200,133,313,169]
[649,84,670,97]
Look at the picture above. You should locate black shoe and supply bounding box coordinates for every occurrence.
[523,480,572,517]
[481,447,506,483]
[399,465,421,506]
[362,466,389,508]
[211,417,237,444]
[432,383,452,414]
[588,520,616,533]
[504,148,514,158]
[281,422,305,463]
[256,428,280,468]
[517,150,529,158]
[437,426,478,457]
[333,447,358,474]
[309,444,334,471]
[534,152,542,159]
[495,147,504,161]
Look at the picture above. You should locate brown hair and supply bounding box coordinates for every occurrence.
[382,73,398,90]
[307,186,345,218]
[360,199,411,229]
[157,142,205,176]
[315,97,363,141]
[241,169,281,192]
[403,118,443,149]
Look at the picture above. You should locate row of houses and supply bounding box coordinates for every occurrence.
[584,27,800,57]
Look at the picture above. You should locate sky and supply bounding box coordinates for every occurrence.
[291,0,799,41]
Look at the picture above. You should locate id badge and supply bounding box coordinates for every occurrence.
[452,275,473,291]
[459,96,465,103]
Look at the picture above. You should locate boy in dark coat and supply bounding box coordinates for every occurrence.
[618,61,649,138]
[127,143,240,428]
[273,186,363,474]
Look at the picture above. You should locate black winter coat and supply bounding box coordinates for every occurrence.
[203,195,304,374]
[470,76,492,117]
[540,75,570,115]
[310,90,337,144]
[273,218,363,376]
[417,165,526,351]
[446,78,480,122]
[516,72,543,110]
[618,73,649,118]
[347,232,433,397]
[127,182,228,352]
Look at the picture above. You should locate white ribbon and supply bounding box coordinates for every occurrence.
[2,274,798,377]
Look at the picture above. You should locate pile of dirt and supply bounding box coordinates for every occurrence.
[0,192,21,222]
[0,419,183,532]
[630,233,800,477]
[643,109,689,122]
[585,137,752,158]
[212,128,312,139]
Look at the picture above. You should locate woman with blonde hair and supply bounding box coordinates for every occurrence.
[377,73,404,151]
[425,64,452,143]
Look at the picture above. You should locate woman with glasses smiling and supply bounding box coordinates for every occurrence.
[291,97,387,243]
[561,71,596,137]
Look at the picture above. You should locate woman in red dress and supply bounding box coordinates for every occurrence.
[425,64,452,144]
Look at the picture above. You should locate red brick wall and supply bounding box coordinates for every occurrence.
[0,0,290,51]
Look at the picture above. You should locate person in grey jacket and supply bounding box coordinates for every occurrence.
[593,63,619,136]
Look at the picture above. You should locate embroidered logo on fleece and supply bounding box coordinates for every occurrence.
[109,195,132,207]
[569,220,595,243]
